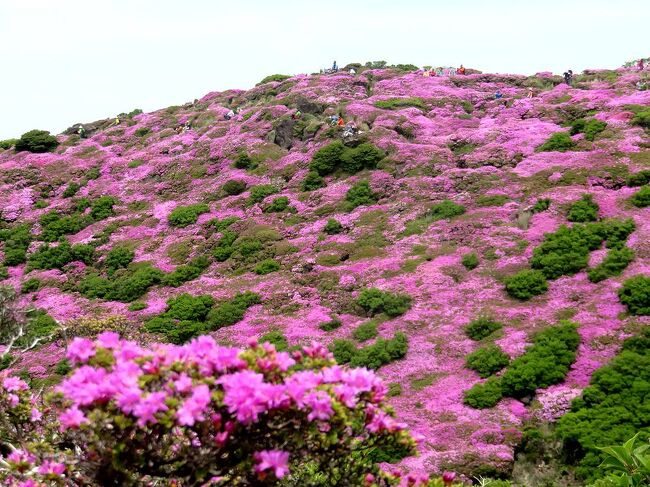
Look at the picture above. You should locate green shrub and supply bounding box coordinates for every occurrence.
[253,259,280,275]
[428,200,466,220]
[134,127,151,137]
[206,291,261,330]
[0,267,8,279]
[465,317,503,341]
[0,224,32,266]
[257,74,291,85]
[128,159,145,169]
[374,98,427,110]
[207,216,239,232]
[54,359,72,376]
[353,321,379,342]
[21,278,41,293]
[0,139,18,150]
[555,328,650,481]
[168,204,209,227]
[626,170,650,187]
[319,318,342,331]
[80,264,165,303]
[500,322,580,398]
[330,339,357,364]
[17,309,58,347]
[62,182,82,198]
[233,152,256,170]
[465,345,510,378]
[90,196,118,221]
[105,246,135,274]
[302,171,326,191]
[259,330,288,351]
[165,294,215,321]
[339,143,384,173]
[309,141,346,176]
[461,252,479,270]
[538,132,576,152]
[357,288,412,317]
[222,179,247,196]
[324,218,343,235]
[86,167,101,180]
[463,377,503,408]
[631,109,650,128]
[128,302,147,311]
[571,119,607,141]
[28,240,95,270]
[144,293,215,344]
[618,275,650,315]
[531,198,551,213]
[630,186,650,208]
[34,201,49,209]
[249,184,277,204]
[345,181,377,210]
[476,195,509,207]
[568,194,599,222]
[350,333,408,369]
[14,130,59,153]
[587,247,634,283]
[505,270,548,300]
[161,256,211,287]
[599,218,636,249]
[264,196,290,213]
[39,211,89,242]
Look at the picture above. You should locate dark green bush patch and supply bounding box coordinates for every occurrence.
[319,317,342,331]
[618,275,650,315]
[62,182,82,198]
[21,278,41,293]
[356,288,412,317]
[161,256,211,287]
[14,130,59,153]
[461,252,479,270]
[222,179,247,196]
[630,185,650,208]
[301,171,326,191]
[253,259,280,275]
[323,218,343,235]
[567,194,599,222]
[465,317,503,341]
[570,118,607,141]
[168,204,210,227]
[249,184,278,204]
[263,197,290,213]
[504,269,548,300]
[330,333,408,370]
[259,330,288,351]
[587,247,634,283]
[105,246,135,274]
[476,195,509,207]
[28,240,95,270]
[537,132,576,152]
[309,141,384,176]
[344,181,378,210]
[465,345,510,378]
[352,320,379,342]
[531,198,551,213]
[626,170,650,187]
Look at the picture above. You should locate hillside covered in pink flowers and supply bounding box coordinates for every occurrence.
[1,62,649,482]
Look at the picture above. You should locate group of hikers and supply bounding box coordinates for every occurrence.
[423,65,466,77]
[327,114,360,138]
[323,61,357,75]
[563,70,574,85]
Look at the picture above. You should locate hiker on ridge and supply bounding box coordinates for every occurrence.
[77,125,87,138]
[495,89,503,100]
[458,64,466,75]
[337,117,345,127]
[637,59,645,71]
[527,87,534,98]
[332,61,338,72]
[225,109,235,120]
[349,68,356,75]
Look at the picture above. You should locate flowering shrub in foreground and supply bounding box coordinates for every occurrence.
[0,333,429,486]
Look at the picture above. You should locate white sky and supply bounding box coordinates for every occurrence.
[1,0,648,139]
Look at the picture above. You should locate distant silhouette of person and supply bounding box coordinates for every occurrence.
[458,64,466,75]
[527,87,534,98]
[638,59,645,71]
[332,61,338,72]
[495,90,503,99]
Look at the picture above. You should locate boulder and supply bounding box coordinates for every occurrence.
[273,119,295,149]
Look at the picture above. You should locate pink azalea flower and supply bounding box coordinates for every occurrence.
[176,384,211,426]
[59,406,88,430]
[254,450,290,478]
[2,376,29,392]
[30,407,42,421]
[66,337,96,364]
[37,460,66,476]
[96,331,121,349]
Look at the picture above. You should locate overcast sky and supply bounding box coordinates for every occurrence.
[0,0,648,139]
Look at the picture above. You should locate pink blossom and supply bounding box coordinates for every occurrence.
[254,449,290,478]
[59,406,88,430]
[66,337,96,364]
[37,460,66,476]
[133,391,168,426]
[2,376,29,392]
[177,384,211,426]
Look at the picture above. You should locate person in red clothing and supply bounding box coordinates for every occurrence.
[458,64,466,75]
[638,59,645,71]
[337,117,345,127]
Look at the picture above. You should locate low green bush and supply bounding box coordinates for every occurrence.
[538,132,576,152]
[0,224,32,266]
[62,182,82,198]
[257,74,291,85]
[207,216,239,232]
[28,240,95,270]
[259,330,288,351]
[631,109,650,128]
[310,141,347,176]
[90,196,118,221]
[319,318,342,331]
[253,259,280,275]
[249,184,278,204]
[233,152,257,170]
[105,246,135,274]
[587,247,634,283]
[301,171,326,191]
[476,195,509,207]
[461,252,479,270]
[530,225,600,279]
[168,204,209,227]
[463,377,503,408]
[79,264,165,302]
[128,302,147,311]
[618,275,650,315]
[0,139,18,150]
[134,127,150,137]
[568,194,599,222]
[161,256,211,287]
[465,345,510,378]
[21,278,41,293]
[345,181,377,210]
[330,333,408,369]
[630,186,650,207]
[357,288,412,317]
[330,339,357,364]
[222,179,247,196]
[374,98,427,110]
[263,196,290,213]
[531,198,551,213]
[206,291,261,330]
[353,321,379,342]
[626,170,650,187]
[39,211,89,242]
[324,218,343,235]
[339,143,385,173]
[555,328,650,481]
[428,200,466,220]
[465,317,503,341]
[14,130,59,153]
[505,270,549,300]
[571,119,607,141]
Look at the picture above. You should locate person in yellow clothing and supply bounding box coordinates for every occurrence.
[113,116,120,126]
